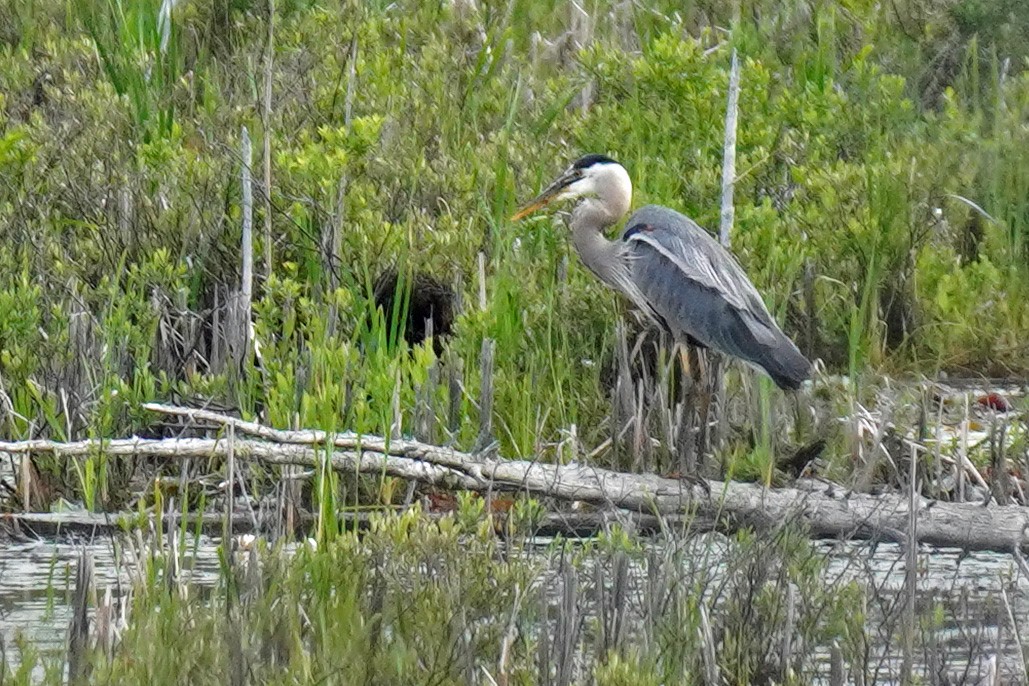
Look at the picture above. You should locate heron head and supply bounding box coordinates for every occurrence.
[511,154,632,221]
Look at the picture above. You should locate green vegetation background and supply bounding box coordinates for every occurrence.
[1,0,1028,507]
[2,2,1029,683]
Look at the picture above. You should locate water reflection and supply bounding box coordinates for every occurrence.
[1,534,1025,683]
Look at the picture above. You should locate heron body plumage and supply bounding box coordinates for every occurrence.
[622,205,811,390]
[513,154,812,390]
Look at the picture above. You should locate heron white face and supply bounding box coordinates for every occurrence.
[511,155,633,222]
[566,161,632,216]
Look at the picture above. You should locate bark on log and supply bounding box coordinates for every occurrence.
[1,406,1027,555]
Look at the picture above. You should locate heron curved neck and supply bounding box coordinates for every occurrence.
[569,198,629,290]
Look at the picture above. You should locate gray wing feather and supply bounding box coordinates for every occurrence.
[625,205,772,317]
[622,205,810,389]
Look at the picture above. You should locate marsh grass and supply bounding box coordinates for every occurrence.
[0,0,1028,527]
[76,0,185,142]
[2,509,1022,684]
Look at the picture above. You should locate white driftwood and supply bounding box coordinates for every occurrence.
[4,417,1029,553]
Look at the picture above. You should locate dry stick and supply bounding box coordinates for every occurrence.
[390,367,402,441]
[446,349,464,443]
[958,393,968,502]
[239,127,254,367]
[991,418,1010,505]
[900,439,918,684]
[934,394,944,498]
[226,423,236,542]
[475,338,496,453]
[67,550,93,685]
[166,504,182,597]
[227,574,245,686]
[710,47,741,458]
[20,439,31,512]
[555,564,579,686]
[719,48,740,248]
[262,0,274,281]
[240,128,254,336]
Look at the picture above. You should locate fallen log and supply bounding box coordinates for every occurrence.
[2,414,1028,554]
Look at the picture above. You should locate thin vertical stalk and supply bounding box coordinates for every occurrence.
[344,35,357,129]
[1001,582,1029,684]
[698,602,720,685]
[446,347,464,444]
[781,583,796,674]
[20,441,32,512]
[262,0,274,281]
[477,251,487,311]
[958,393,969,502]
[239,127,254,366]
[497,586,522,686]
[710,48,741,459]
[990,417,1010,505]
[475,338,495,452]
[803,259,816,357]
[225,423,236,543]
[326,36,357,337]
[555,564,580,686]
[900,439,918,683]
[390,367,402,441]
[719,48,740,248]
[67,550,94,685]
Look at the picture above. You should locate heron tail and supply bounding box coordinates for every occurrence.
[757,335,811,391]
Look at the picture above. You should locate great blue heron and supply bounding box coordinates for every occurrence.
[512,154,811,390]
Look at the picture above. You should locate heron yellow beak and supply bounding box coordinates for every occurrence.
[510,169,580,221]
[510,196,552,221]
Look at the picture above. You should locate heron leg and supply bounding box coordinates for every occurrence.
[673,343,711,474]
[695,349,713,466]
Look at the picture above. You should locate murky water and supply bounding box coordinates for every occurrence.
[1,531,1026,684]
[0,534,225,667]
[816,540,1028,684]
